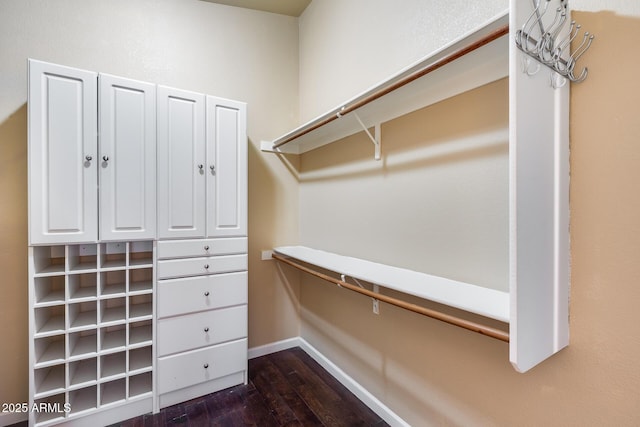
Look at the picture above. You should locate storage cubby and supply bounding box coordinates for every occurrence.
[69,330,97,359]
[100,325,127,353]
[129,321,152,347]
[129,372,153,398]
[100,378,126,406]
[68,301,97,330]
[34,305,65,336]
[129,241,153,267]
[100,242,127,269]
[32,246,66,276]
[34,335,65,366]
[68,245,98,272]
[129,268,153,294]
[69,358,97,388]
[129,294,152,320]
[69,385,97,415]
[68,273,97,301]
[34,364,65,397]
[100,297,126,325]
[129,346,152,373]
[34,276,65,306]
[100,270,126,297]
[100,351,126,380]
[33,392,67,424]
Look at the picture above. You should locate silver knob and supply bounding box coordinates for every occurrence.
[204,264,209,269]
[204,327,209,332]
[204,291,210,297]
[203,363,209,369]
[204,245,210,251]
[210,165,215,173]
[102,155,109,162]
[85,155,93,161]
[198,164,204,170]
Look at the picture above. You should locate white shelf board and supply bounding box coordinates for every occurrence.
[274,246,509,323]
[261,11,509,155]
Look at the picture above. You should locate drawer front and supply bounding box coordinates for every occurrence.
[158,237,247,259]
[157,305,247,356]
[157,338,247,394]
[157,254,247,279]
[157,272,247,318]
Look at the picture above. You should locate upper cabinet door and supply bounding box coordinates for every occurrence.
[206,96,247,238]
[28,59,98,245]
[99,74,156,241]
[157,86,206,239]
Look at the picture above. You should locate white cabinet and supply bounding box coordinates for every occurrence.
[28,60,157,244]
[99,74,157,241]
[156,238,248,409]
[206,96,247,238]
[156,86,206,239]
[157,88,247,239]
[28,60,98,245]
[28,59,249,425]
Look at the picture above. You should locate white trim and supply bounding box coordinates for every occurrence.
[247,336,301,359]
[249,337,409,427]
[0,411,27,427]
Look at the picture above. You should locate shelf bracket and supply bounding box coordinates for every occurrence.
[352,112,381,161]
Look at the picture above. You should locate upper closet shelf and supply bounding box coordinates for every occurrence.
[261,10,509,156]
[273,246,509,324]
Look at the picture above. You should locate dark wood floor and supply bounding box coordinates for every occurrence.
[114,347,387,426]
[9,348,387,427]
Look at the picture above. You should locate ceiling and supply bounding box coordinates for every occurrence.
[201,0,311,17]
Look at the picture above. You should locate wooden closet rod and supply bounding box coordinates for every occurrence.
[273,24,509,149]
[272,253,510,343]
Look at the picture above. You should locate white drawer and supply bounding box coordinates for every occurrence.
[157,305,247,356]
[157,238,247,260]
[157,254,247,279]
[157,272,247,318]
[157,338,247,394]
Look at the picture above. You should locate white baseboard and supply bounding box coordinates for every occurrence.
[248,336,409,427]
[0,411,27,427]
[247,336,301,359]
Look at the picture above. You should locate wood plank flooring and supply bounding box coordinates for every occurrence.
[113,347,388,426]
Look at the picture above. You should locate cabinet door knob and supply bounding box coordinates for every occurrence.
[204,245,210,251]
[85,155,93,162]
[102,155,109,162]
[210,165,215,173]
[204,327,209,332]
[204,291,210,297]
[204,264,209,269]
[203,363,209,369]
[198,164,204,170]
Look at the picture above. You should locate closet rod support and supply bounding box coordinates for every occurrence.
[353,112,381,160]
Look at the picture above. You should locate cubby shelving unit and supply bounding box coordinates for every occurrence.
[29,241,155,426]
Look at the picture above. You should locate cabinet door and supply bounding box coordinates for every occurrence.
[157,86,206,239]
[28,60,98,244]
[206,96,247,238]
[99,74,156,241]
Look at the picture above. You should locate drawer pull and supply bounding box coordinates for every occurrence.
[204,291,210,297]
[204,327,210,332]
[204,245,210,251]
[204,264,209,269]
[203,363,209,369]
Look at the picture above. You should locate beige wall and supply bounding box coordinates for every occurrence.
[294,2,640,426]
[0,0,300,415]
